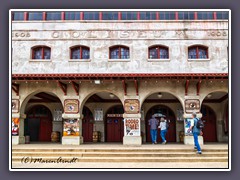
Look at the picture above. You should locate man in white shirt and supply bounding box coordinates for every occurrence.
[158,117,167,144]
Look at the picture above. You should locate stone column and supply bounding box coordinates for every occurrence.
[12,113,26,145]
[183,113,203,145]
[61,113,83,145]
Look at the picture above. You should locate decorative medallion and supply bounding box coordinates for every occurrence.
[64,99,79,114]
[185,99,200,113]
[12,99,19,113]
[124,99,139,114]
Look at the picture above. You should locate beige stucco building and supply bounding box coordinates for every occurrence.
[11,10,229,146]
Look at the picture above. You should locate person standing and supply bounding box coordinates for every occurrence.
[158,117,168,144]
[188,112,203,154]
[148,115,159,144]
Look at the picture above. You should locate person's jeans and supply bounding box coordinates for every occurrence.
[160,129,167,142]
[150,129,157,143]
[193,132,201,152]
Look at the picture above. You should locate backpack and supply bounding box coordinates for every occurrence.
[196,118,204,130]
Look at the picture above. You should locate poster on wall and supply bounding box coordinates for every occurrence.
[94,108,103,121]
[125,118,140,136]
[63,119,79,136]
[12,118,19,136]
[184,118,193,136]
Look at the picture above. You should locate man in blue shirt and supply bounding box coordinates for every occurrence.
[148,115,159,144]
[189,112,203,154]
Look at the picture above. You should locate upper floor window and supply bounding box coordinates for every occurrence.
[46,12,61,20]
[70,46,90,59]
[121,12,138,20]
[28,12,43,20]
[83,12,99,20]
[102,12,118,20]
[159,12,175,20]
[188,45,208,59]
[149,45,169,59]
[31,46,51,59]
[109,46,130,59]
[178,11,195,20]
[65,12,80,20]
[197,12,214,20]
[12,12,24,21]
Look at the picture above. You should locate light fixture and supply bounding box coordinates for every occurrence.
[157,92,162,98]
[109,93,115,98]
[207,94,212,98]
[94,80,101,84]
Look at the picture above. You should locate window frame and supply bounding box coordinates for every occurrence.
[70,45,90,60]
[188,45,209,60]
[109,45,130,60]
[31,46,51,60]
[148,45,170,60]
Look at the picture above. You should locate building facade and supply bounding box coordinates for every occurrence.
[11,10,229,145]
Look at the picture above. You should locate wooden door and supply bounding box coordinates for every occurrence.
[82,106,94,142]
[201,105,217,142]
[146,105,176,143]
[106,117,124,142]
[39,117,52,141]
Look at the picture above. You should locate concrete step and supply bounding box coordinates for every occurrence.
[12,156,228,163]
[12,152,228,158]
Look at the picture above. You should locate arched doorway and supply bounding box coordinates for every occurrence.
[82,106,94,142]
[25,105,52,142]
[146,105,176,142]
[201,105,217,142]
[105,105,124,142]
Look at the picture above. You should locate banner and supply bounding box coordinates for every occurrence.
[63,119,79,136]
[124,118,140,136]
[12,118,19,136]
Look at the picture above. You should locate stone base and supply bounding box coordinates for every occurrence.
[184,135,204,145]
[123,136,142,146]
[62,136,82,145]
[12,136,25,145]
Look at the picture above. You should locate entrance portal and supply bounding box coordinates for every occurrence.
[106,105,124,142]
[146,105,176,143]
[25,105,52,142]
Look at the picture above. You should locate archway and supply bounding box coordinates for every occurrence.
[105,105,124,142]
[25,105,52,142]
[82,106,94,142]
[146,105,176,142]
[200,105,217,142]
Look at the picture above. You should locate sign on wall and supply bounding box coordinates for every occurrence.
[177,108,184,121]
[12,118,19,136]
[124,99,140,114]
[63,119,79,136]
[64,99,79,114]
[124,118,140,136]
[185,99,200,114]
[94,108,103,121]
[12,99,19,113]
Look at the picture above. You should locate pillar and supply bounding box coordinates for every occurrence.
[12,113,26,145]
[61,113,83,145]
[122,97,142,146]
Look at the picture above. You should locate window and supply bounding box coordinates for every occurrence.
[28,12,43,20]
[149,46,169,59]
[197,12,214,20]
[178,11,195,20]
[83,12,99,20]
[32,46,51,59]
[188,45,208,59]
[65,12,80,20]
[159,12,175,20]
[102,12,118,20]
[121,12,137,20]
[109,46,129,59]
[70,46,90,59]
[13,12,24,20]
[139,12,157,20]
[46,12,61,20]
[216,12,229,20]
